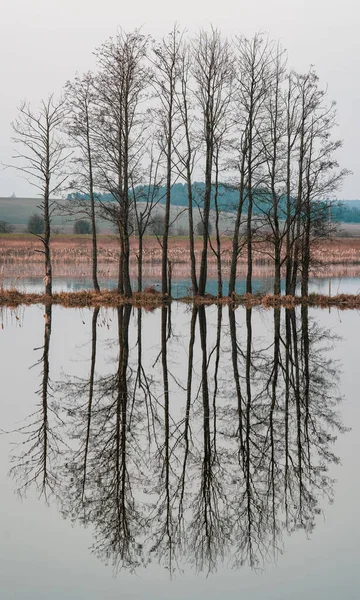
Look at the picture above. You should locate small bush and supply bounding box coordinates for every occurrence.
[149,214,166,236]
[143,285,160,294]
[177,226,187,236]
[74,219,91,234]
[27,213,45,234]
[195,220,213,236]
[0,220,15,233]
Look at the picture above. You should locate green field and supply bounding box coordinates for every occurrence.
[0,196,235,235]
[0,197,66,230]
[0,197,112,233]
[2,195,360,237]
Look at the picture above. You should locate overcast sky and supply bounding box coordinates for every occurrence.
[0,0,358,198]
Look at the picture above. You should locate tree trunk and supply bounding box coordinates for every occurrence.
[228,161,246,297]
[246,191,253,295]
[186,166,198,295]
[301,197,311,297]
[44,178,52,296]
[122,103,132,299]
[89,189,99,292]
[88,143,100,292]
[214,149,222,298]
[198,138,213,296]
[137,232,143,293]
[117,236,124,294]
[246,113,254,295]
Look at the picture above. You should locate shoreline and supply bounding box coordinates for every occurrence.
[2,235,360,280]
[0,234,360,276]
[1,288,360,309]
[2,234,360,308]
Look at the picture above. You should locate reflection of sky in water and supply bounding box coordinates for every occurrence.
[2,275,360,297]
[0,306,359,599]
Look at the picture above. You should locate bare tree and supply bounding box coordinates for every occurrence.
[287,70,315,295]
[299,81,348,296]
[10,96,69,295]
[95,30,150,297]
[64,72,101,291]
[259,45,287,295]
[8,305,65,501]
[174,38,199,295]
[151,25,183,295]
[283,69,349,296]
[192,28,233,296]
[208,135,229,297]
[284,72,302,295]
[131,145,164,292]
[0,220,15,233]
[149,211,167,235]
[233,34,274,295]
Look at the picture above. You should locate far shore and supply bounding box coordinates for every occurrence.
[2,234,360,282]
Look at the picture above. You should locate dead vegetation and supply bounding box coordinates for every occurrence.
[0,287,171,309]
[1,287,360,310]
[2,235,360,281]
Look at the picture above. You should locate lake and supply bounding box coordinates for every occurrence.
[0,302,359,599]
[2,274,360,296]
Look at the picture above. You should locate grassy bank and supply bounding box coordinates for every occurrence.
[1,288,360,310]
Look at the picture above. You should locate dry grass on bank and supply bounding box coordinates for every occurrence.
[2,234,360,267]
[0,288,172,309]
[3,234,360,282]
[1,287,360,310]
[181,292,360,309]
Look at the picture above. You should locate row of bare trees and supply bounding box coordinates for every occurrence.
[7,303,345,573]
[11,27,348,297]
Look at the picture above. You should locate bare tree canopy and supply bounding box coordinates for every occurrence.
[9,27,348,299]
[10,96,69,295]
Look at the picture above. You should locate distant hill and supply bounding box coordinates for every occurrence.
[68,183,360,223]
[68,182,253,212]
[0,197,67,230]
[330,200,360,223]
[0,197,111,232]
[2,188,360,232]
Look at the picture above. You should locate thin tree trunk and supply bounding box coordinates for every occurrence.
[285,133,292,295]
[118,238,124,294]
[186,163,198,295]
[271,70,281,296]
[122,99,132,298]
[85,104,100,292]
[285,80,294,295]
[301,131,314,297]
[138,232,143,292]
[44,177,52,297]
[198,138,213,296]
[246,150,253,295]
[214,147,223,298]
[162,146,171,296]
[290,93,306,296]
[229,156,246,296]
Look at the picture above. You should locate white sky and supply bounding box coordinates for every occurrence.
[0,0,359,198]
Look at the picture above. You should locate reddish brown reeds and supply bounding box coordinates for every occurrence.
[3,234,360,281]
[0,288,170,309]
[1,288,360,309]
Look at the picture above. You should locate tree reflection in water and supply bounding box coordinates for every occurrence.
[8,304,346,574]
[8,304,65,500]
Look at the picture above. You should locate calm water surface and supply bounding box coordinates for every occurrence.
[0,303,359,599]
[3,274,360,296]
